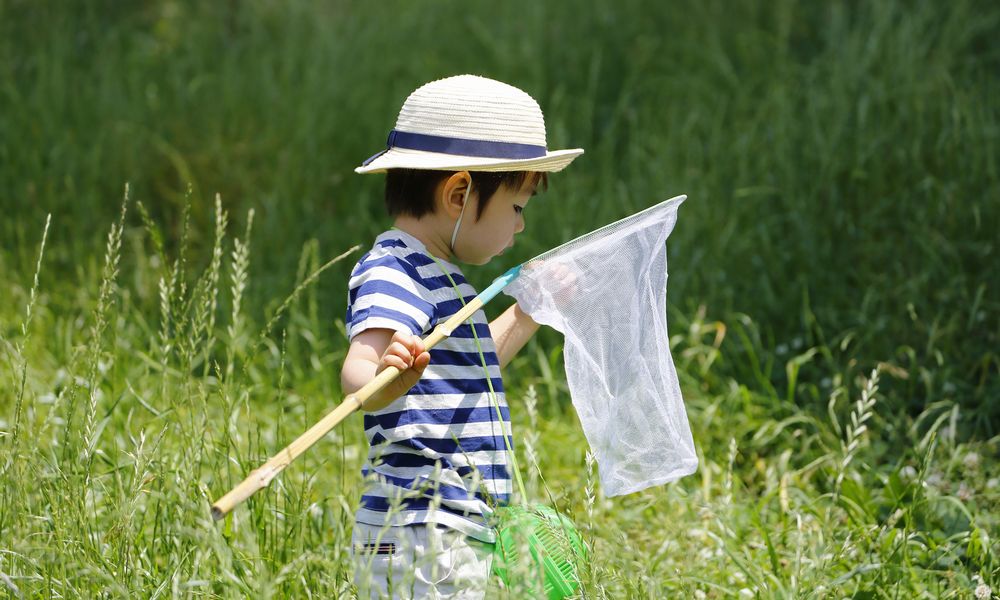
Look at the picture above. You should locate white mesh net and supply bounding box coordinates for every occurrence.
[504,196,696,496]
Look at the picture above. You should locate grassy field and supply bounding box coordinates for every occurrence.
[2,0,999,597]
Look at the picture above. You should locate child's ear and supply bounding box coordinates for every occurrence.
[439,171,472,219]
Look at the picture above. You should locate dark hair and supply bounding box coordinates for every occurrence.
[385,170,547,220]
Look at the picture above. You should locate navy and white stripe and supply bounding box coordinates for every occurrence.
[347,229,511,542]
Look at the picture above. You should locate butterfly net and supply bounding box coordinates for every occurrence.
[504,195,696,496]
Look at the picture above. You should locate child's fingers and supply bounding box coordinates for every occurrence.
[412,350,431,372]
[383,334,430,372]
[380,352,410,371]
[384,341,415,367]
[389,331,413,351]
[401,334,424,361]
[405,336,430,374]
[375,336,431,405]
[553,262,579,285]
[390,332,426,360]
[396,353,428,385]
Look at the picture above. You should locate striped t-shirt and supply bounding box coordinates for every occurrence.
[346,229,511,542]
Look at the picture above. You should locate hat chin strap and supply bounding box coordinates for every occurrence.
[449,182,472,256]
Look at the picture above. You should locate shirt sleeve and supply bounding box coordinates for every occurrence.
[346,254,436,340]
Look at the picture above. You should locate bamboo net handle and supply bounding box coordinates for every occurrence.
[210,296,486,520]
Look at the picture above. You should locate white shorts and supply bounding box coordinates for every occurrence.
[351,522,494,600]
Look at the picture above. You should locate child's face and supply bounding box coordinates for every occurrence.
[457,178,535,265]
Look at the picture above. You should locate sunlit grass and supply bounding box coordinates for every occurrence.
[2,191,997,597]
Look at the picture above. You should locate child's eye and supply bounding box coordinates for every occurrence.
[514,204,524,215]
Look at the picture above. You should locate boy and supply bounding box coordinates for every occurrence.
[341,75,582,598]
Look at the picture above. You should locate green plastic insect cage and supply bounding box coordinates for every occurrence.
[492,503,588,599]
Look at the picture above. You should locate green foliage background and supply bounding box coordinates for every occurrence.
[1,0,998,597]
[3,0,998,420]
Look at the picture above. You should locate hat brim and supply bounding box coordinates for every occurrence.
[355,147,584,174]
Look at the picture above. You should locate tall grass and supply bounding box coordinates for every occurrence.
[3,201,996,597]
[1,0,998,597]
[2,191,365,596]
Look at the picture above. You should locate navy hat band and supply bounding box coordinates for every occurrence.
[362,129,548,167]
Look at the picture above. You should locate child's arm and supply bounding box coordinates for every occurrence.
[490,261,576,368]
[490,303,539,369]
[341,329,431,412]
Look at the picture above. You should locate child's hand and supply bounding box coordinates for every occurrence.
[548,261,580,304]
[374,331,431,404]
[523,259,581,307]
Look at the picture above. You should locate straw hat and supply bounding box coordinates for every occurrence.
[356,75,583,174]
